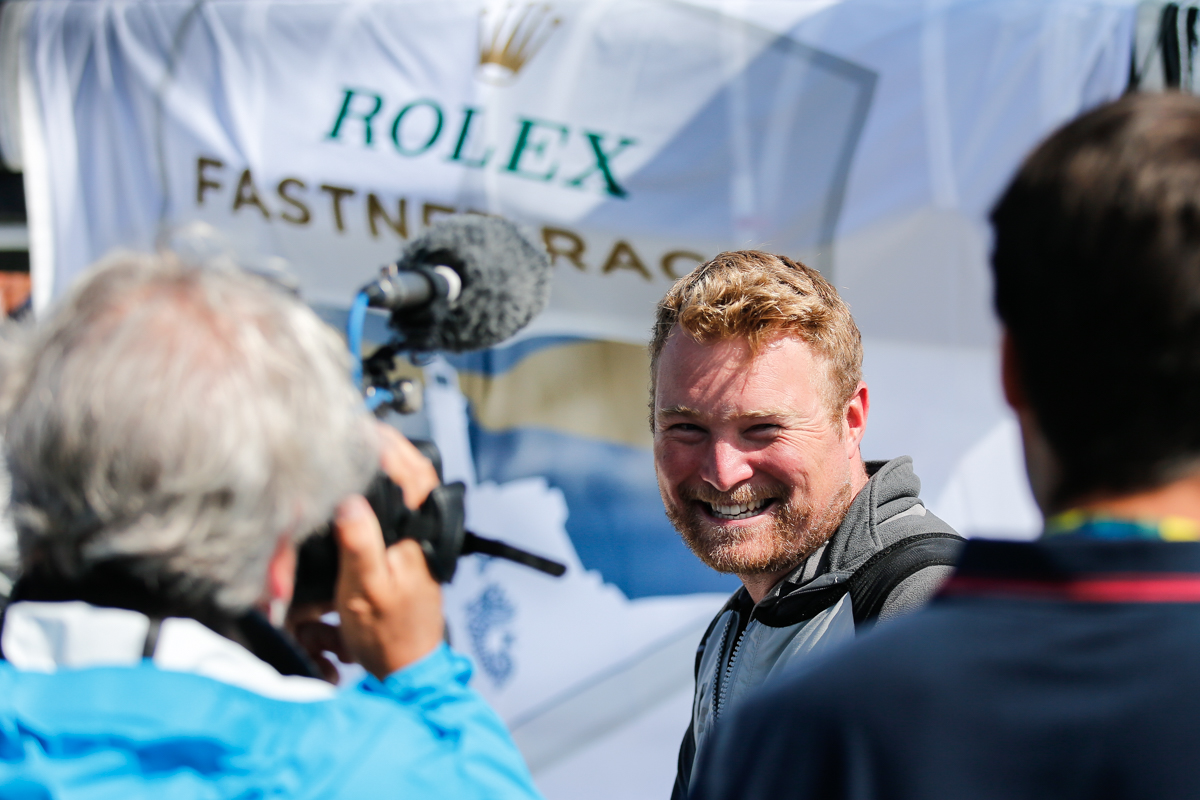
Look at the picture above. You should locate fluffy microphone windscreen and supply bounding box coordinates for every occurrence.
[391,216,551,352]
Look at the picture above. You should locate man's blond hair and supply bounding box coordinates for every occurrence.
[649,251,862,427]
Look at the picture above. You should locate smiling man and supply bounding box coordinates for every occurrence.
[688,91,1200,800]
[652,251,962,800]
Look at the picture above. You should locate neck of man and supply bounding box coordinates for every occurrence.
[740,454,871,605]
[741,570,794,605]
[1017,408,1200,524]
[1067,471,1200,523]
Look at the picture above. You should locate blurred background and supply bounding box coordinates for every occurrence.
[0,0,1187,796]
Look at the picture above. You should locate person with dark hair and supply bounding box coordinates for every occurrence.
[689,91,1200,800]
[651,251,962,800]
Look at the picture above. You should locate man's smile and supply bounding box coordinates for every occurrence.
[701,497,777,521]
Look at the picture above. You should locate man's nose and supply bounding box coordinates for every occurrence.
[700,439,754,492]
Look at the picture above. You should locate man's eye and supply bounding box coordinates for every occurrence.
[746,423,780,435]
[668,423,705,434]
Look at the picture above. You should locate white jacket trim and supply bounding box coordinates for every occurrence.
[2,600,335,702]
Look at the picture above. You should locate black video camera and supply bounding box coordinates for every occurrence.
[293,443,565,605]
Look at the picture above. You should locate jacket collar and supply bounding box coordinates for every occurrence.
[718,457,937,627]
[5,562,322,681]
[768,456,927,591]
[940,538,1200,602]
[823,456,926,572]
[1,600,335,700]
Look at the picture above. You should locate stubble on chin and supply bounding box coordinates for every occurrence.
[663,481,854,576]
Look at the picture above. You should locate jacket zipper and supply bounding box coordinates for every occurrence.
[713,626,747,721]
[707,617,733,722]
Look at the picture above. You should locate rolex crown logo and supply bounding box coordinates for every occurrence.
[478,3,562,85]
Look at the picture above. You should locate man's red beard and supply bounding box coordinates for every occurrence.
[662,480,853,576]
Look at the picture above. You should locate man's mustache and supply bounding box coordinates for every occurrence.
[678,483,786,507]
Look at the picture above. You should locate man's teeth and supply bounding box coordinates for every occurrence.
[710,499,769,520]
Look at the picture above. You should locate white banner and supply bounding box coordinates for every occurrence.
[0,2,1136,797]
[4,0,878,342]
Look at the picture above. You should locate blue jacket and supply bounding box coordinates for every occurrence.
[691,538,1200,800]
[0,601,542,799]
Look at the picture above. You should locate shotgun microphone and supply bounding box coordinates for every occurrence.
[361,215,551,352]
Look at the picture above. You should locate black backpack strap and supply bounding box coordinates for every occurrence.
[848,532,964,627]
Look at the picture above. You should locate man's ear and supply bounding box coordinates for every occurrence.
[1001,331,1027,413]
[266,534,297,605]
[843,380,869,453]
[1001,329,1060,515]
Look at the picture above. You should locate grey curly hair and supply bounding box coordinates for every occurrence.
[0,251,377,612]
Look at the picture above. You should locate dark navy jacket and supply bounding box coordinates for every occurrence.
[690,538,1200,800]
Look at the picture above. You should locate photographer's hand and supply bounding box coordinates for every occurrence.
[375,422,440,510]
[333,425,444,680]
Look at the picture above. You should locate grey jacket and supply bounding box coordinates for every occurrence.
[671,457,960,800]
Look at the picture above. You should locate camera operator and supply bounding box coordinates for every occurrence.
[0,251,542,799]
